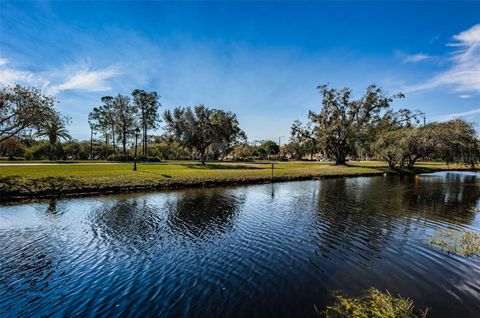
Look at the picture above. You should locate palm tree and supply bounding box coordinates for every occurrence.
[37,113,71,160]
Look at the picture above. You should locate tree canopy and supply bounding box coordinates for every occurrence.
[308,84,407,164]
[0,85,56,142]
[163,105,245,164]
[132,89,161,157]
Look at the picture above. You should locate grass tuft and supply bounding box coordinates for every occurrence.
[322,288,428,318]
[429,230,480,256]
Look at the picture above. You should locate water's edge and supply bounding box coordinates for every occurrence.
[1,167,476,203]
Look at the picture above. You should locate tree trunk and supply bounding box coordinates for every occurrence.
[49,143,54,160]
[90,128,93,160]
[144,125,147,158]
[111,125,116,155]
[335,149,346,165]
[105,135,108,159]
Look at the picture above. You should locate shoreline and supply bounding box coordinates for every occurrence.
[1,164,476,202]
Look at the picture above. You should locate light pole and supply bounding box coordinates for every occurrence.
[133,127,140,171]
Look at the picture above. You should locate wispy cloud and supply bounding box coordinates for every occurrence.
[47,64,121,94]
[435,108,480,121]
[0,58,121,95]
[405,24,480,95]
[404,53,431,63]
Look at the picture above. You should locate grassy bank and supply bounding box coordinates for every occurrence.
[0,161,473,200]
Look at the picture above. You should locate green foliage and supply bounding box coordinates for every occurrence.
[36,112,71,160]
[290,120,318,159]
[372,129,405,169]
[281,141,306,160]
[373,120,479,169]
[113,94,137,155]
[308,84,405,164]
[429,230,480,256]
[132,89,161,157]
[29,141,51,159]
[63,140,96,160]
[163,105,245,164]
[0,137,26,159]
[232,143,256,161]
[258,140,280,159]
[0,85,57,143]
[322,288,427,318]
[429,120,479,167]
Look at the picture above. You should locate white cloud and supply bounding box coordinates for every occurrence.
[405,24,480,95]
[435,108,480,121]
[404,53,430,63]
[47,65,121,94]
[459,94,472,99]
[452,24,480,45]
[0,58,120,95]
[0,68,43,86]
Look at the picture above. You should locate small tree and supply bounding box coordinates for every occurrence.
[36,112,71,160]
[258,140,280,160]
[88,106,110,159]
[113,94,137,156]
[0,137,26,159]
[232,144,256,161]
[100,96,116,155]
[132,89,161,158]
[373,129,407,169]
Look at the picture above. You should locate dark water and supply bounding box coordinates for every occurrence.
[1,172,480,317]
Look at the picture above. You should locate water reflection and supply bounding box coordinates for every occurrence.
[167,188,244,238]
[0,172,479,318]
[89,198,165,251]
[88,189,245,252]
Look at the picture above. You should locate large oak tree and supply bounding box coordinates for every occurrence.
[308,84,405,165]
[0,85,56,142]
[163,105,244,165]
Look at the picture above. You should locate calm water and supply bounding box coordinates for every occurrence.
[1,172,480,317]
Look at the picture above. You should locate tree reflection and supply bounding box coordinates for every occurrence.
[312,173,480,264]
[405,172,480,222]
[89,197,165,251]
[167,188,244,238]
[89,188,245,251]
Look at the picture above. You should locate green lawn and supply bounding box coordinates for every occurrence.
[0,161,472,199]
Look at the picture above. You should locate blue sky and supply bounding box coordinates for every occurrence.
[1,1,479,140]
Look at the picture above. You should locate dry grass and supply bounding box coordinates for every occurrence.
[322,288,428,318]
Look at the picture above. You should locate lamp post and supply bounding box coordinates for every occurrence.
[133,127,140,171]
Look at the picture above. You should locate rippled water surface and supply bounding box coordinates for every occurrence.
[1,171,480,317]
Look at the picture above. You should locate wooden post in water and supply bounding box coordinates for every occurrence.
[271,162,274,180]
